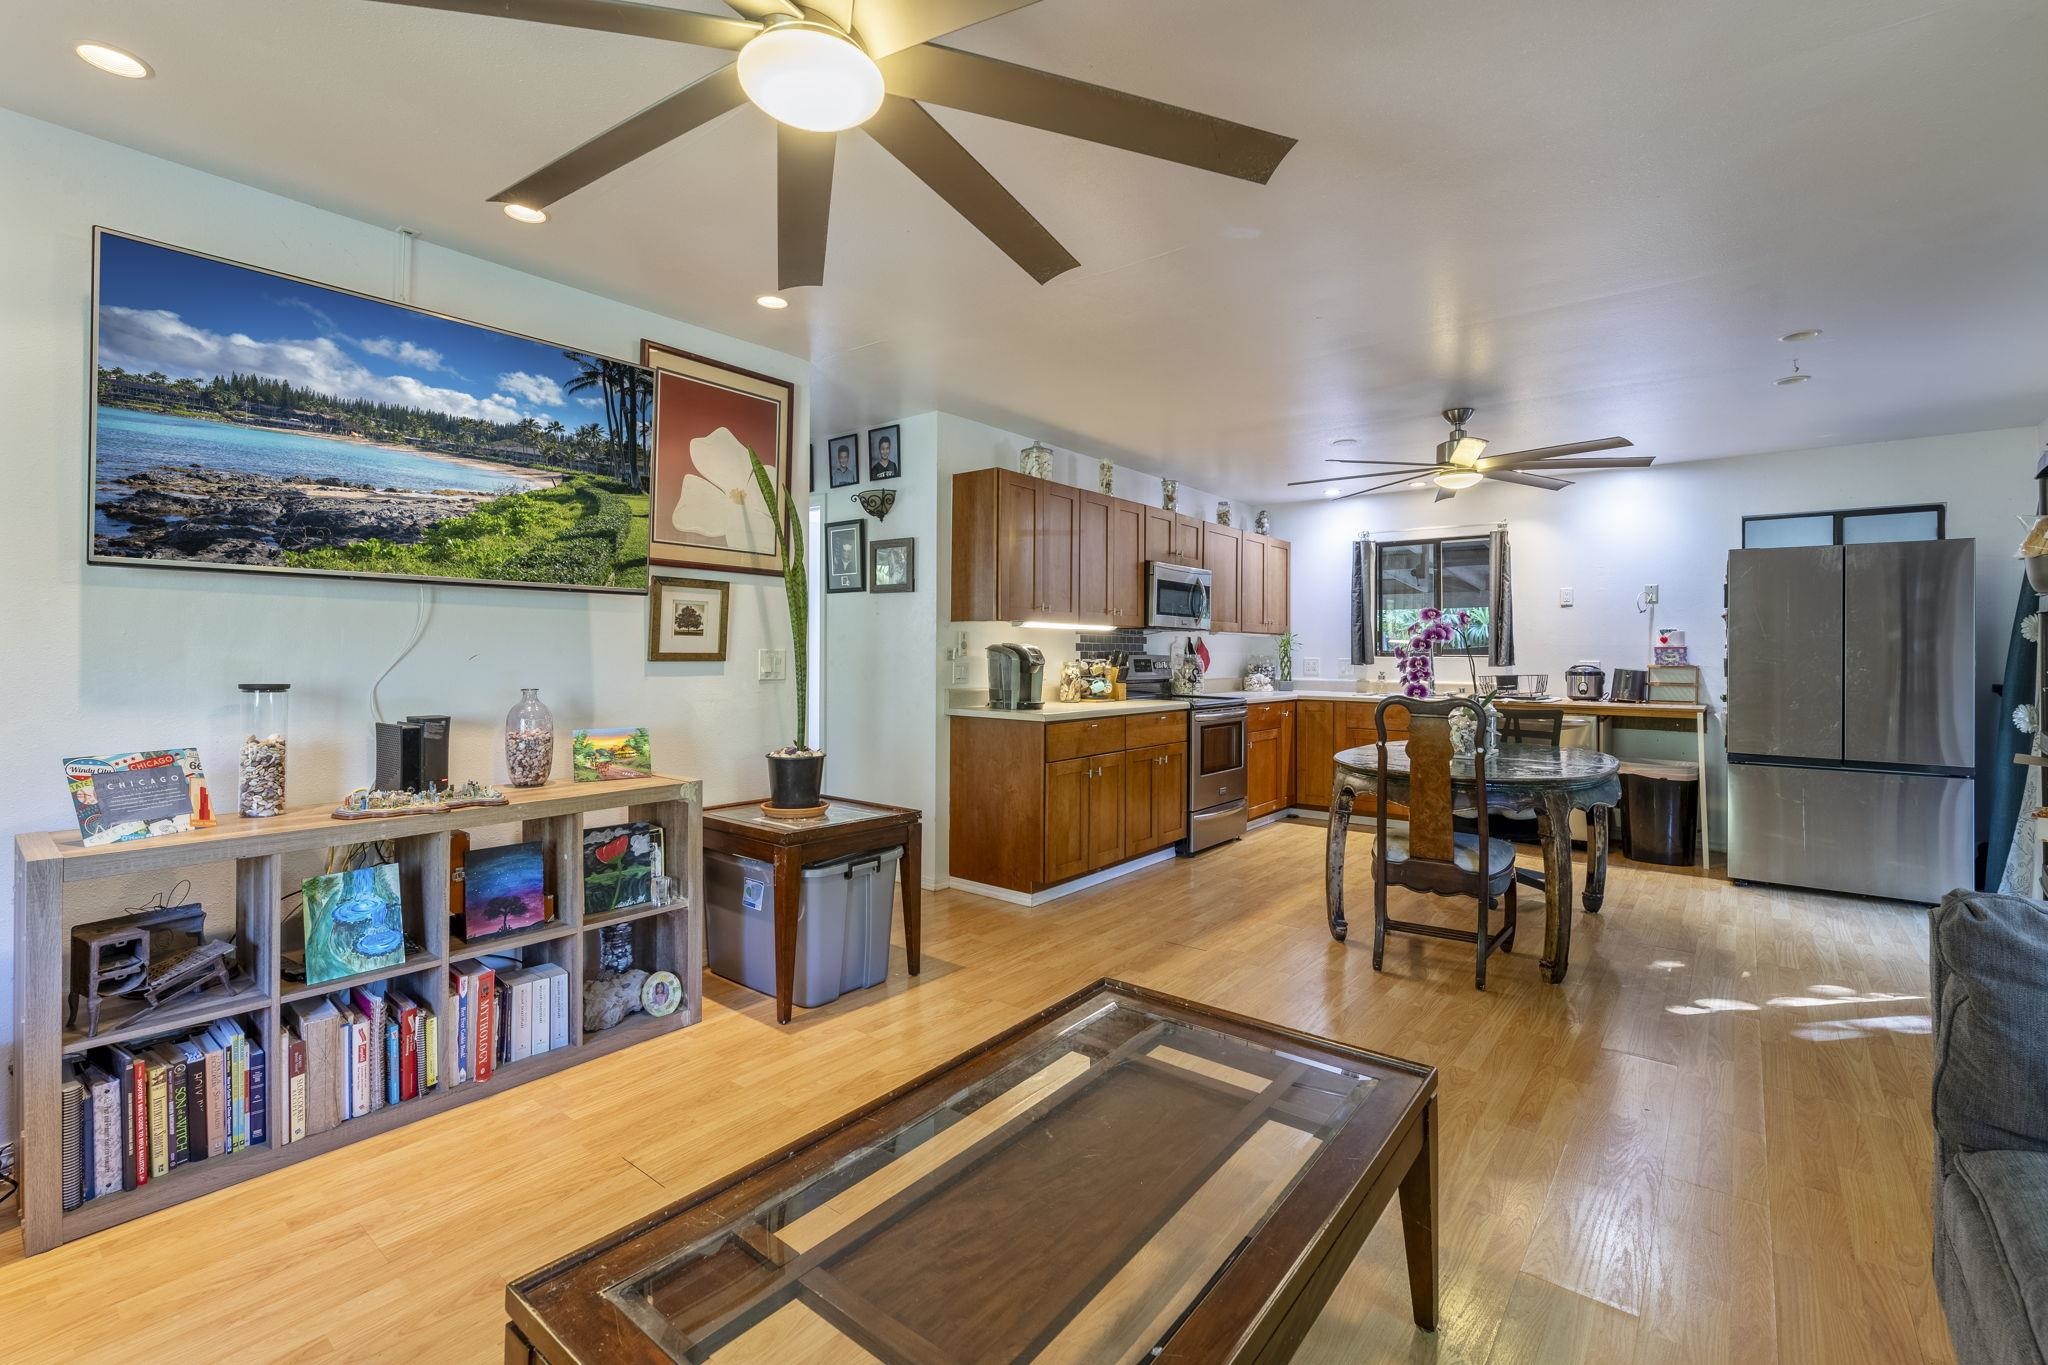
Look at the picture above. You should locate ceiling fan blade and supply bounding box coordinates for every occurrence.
[1483,469,1573,492]
[1337,472,1437,499]
[864,97,1079,283]
[1433,485,1457,504]
[1478,437,1633,467]
[777,125,836,290]
[722,0,800,19]
[1493,456,1655,471]
[1326,458,1443,467]
[879,45,1296,184]
[852,0,1047,59]
[367,0,759,48]
[491,65,747,208]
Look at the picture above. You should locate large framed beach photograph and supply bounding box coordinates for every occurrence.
[643,340,796,576]
[89,229,652,593]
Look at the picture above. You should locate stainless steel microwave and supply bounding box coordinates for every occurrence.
[1147,561,1212,630]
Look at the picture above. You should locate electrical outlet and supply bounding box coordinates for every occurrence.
[1643,584,1660,604]
[951,655,968,685]
[1302,657,1322,678]
[757,648,787,681]
[1559,588,1576,607]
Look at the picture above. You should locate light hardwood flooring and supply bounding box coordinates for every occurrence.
[0,820,1947,1363]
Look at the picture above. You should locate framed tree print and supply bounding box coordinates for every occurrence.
[643,340,796,576]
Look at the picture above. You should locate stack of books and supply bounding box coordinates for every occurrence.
[448,959,569,1082]
[62,1016,266,1209]
[280,981,438,1144]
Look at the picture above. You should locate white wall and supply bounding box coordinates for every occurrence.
[0,111,807,1118]
[1269,426,2044,841]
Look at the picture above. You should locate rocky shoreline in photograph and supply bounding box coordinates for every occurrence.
[95,464,501,564]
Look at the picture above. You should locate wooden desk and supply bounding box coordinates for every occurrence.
[1497,699,1712,869]
[506,979,1439,1364]
[701,797,921,1024]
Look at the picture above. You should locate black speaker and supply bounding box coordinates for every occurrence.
[405,714,451,788]
[374,721,423,791]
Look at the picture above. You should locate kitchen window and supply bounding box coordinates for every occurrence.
[1741,503,1944,549]
[1375,534,1492,654]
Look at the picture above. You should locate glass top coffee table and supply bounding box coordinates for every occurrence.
[507,980,1439,1364]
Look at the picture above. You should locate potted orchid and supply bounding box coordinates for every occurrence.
[1393,607,1498,754]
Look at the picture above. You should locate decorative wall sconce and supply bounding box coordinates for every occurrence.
[852,489,896,521]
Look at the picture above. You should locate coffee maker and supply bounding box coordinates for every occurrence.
[986,643,1045,710]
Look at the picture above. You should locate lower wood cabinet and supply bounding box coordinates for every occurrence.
[951,713,1189,894]
[1290,698,1407,816]
[1246,700,1294,818]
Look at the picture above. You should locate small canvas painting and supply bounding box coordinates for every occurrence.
[461,841,549,943]
[583,822,665,916]
[303,863,407,985]
[572,727,652,781]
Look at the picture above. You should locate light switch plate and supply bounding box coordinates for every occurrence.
[1642,583,1660,604]
[1559,588,1576,607]
[757,648,787,681]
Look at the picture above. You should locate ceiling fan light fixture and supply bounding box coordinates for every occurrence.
[1433,470,1483,491]
[76,42,151,79]
[755,294,789,309]
[737,18,883,133]
[1437,434,1488,467]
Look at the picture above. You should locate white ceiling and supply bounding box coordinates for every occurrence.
[8,0,2048,500]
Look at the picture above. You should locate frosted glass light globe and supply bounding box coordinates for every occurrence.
[737,21,883,133]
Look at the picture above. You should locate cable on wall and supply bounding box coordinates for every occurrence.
[368,226,433,728]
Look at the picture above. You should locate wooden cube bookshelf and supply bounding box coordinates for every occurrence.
[11,774,702,1256]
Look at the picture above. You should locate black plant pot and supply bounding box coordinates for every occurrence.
[767,752,825,810]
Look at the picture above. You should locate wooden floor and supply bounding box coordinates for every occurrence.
[0,820,1948,1363]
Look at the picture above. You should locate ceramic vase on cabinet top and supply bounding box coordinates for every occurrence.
[1161,479,1179,511]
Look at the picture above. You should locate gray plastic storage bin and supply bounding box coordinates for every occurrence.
[706,846,900,1008]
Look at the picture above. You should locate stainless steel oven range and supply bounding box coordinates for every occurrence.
[1185,697,1248,854]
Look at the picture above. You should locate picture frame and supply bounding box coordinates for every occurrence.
[870,537,915,593]
[643,340,796,577]
[866,424,901,481]
[647,574,730,662]
[826,433,860,489]
[825,519,867,593]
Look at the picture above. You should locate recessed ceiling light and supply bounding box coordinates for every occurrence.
[1323,487,1340,498]
[76,43,151,79]
[755,294,789,310]
[1409,480,1428,488]
[1779,329,1823,343]
[501,203,548,225]
[1331,437,1358,447]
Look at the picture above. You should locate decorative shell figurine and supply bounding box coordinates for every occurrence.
[1216,500,1233,527]
[1253,508,1271,535]
[1020,441,1053,479]
[1098,460,1115,495]
[1161,479,1179,511]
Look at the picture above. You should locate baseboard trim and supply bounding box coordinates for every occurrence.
[946,847,1182,908]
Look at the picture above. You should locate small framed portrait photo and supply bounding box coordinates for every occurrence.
[870,537,915,593]
[827,433,860,488]
[825,520,867,593]
[866,424,902,481]
[648,575,730,661]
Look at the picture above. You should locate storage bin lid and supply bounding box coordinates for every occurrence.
[1620,760,1699,781]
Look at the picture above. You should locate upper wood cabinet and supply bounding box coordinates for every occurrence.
[1202,523,1242,633]
[953,469,1287,631]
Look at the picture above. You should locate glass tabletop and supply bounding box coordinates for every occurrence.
[601,997,1381,1363]
[702,798,906,835]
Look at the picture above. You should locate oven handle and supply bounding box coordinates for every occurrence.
[1193,707,1248,723]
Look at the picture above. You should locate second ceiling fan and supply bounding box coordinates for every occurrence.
[370,0,1298,289]
[1290,408,1652,502]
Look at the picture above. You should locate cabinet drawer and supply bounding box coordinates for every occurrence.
[1123,710,1188,748]
[1247,700,1291,730]
[1045,715,1128,760]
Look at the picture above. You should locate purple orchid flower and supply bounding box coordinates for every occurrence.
[1419,607,1442,622]
[1404,682,1429,698]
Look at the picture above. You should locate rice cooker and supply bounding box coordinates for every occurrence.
[1565,663,1605,701]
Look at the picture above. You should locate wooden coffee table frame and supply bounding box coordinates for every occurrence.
[506,979,1438,1365]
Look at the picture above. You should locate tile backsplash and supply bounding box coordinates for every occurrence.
[1076,628,1151,659]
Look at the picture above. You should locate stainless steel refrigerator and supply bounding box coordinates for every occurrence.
[1725,539,1975,902]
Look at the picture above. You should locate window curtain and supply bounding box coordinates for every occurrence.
[1350,538,1377,664]
[1487,525,1515,668]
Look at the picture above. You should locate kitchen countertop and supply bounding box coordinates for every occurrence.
[947,698,1192,722]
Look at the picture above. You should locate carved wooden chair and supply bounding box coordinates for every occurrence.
[1372,696,1518,989]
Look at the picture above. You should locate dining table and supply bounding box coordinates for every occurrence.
[1328,740,1623,984]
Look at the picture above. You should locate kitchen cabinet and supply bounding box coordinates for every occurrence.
[1203,523,1242,633]
[1246,700,1294,818]
[1292,700,1335,809]
[951,470,1287,631]
[950,711,1189,893]
[1124,742,1188,855]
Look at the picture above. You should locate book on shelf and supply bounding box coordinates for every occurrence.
[106,1044,147,1190]
[60,1073,84,1212]
[448,967,471,1085]
[84,1065,121,1200]
[533,962,570,1051]
[422,1007,438,1092]
[143,1052,169,1178]
[505,972,535,1062]
[453,962,496,1082]
[173,1040,207,1164]
[349,986,389,1113]
[287,1033,307,1144]
[285,998,342,1137]
[67,1015,264,1210]
[247,1041,267,1148]
[147,1045,189,1170]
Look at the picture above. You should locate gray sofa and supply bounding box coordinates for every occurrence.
[1932,890,2048,1365]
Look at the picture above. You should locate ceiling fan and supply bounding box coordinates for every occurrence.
[368,0,1297,289]
[1288,408,1652,503]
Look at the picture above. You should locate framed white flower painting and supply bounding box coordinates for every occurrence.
[642,340,795,576]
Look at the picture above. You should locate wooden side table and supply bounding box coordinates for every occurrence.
[701,797,922,1023]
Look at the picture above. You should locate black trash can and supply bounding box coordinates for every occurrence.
[1620,761,1699,866]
